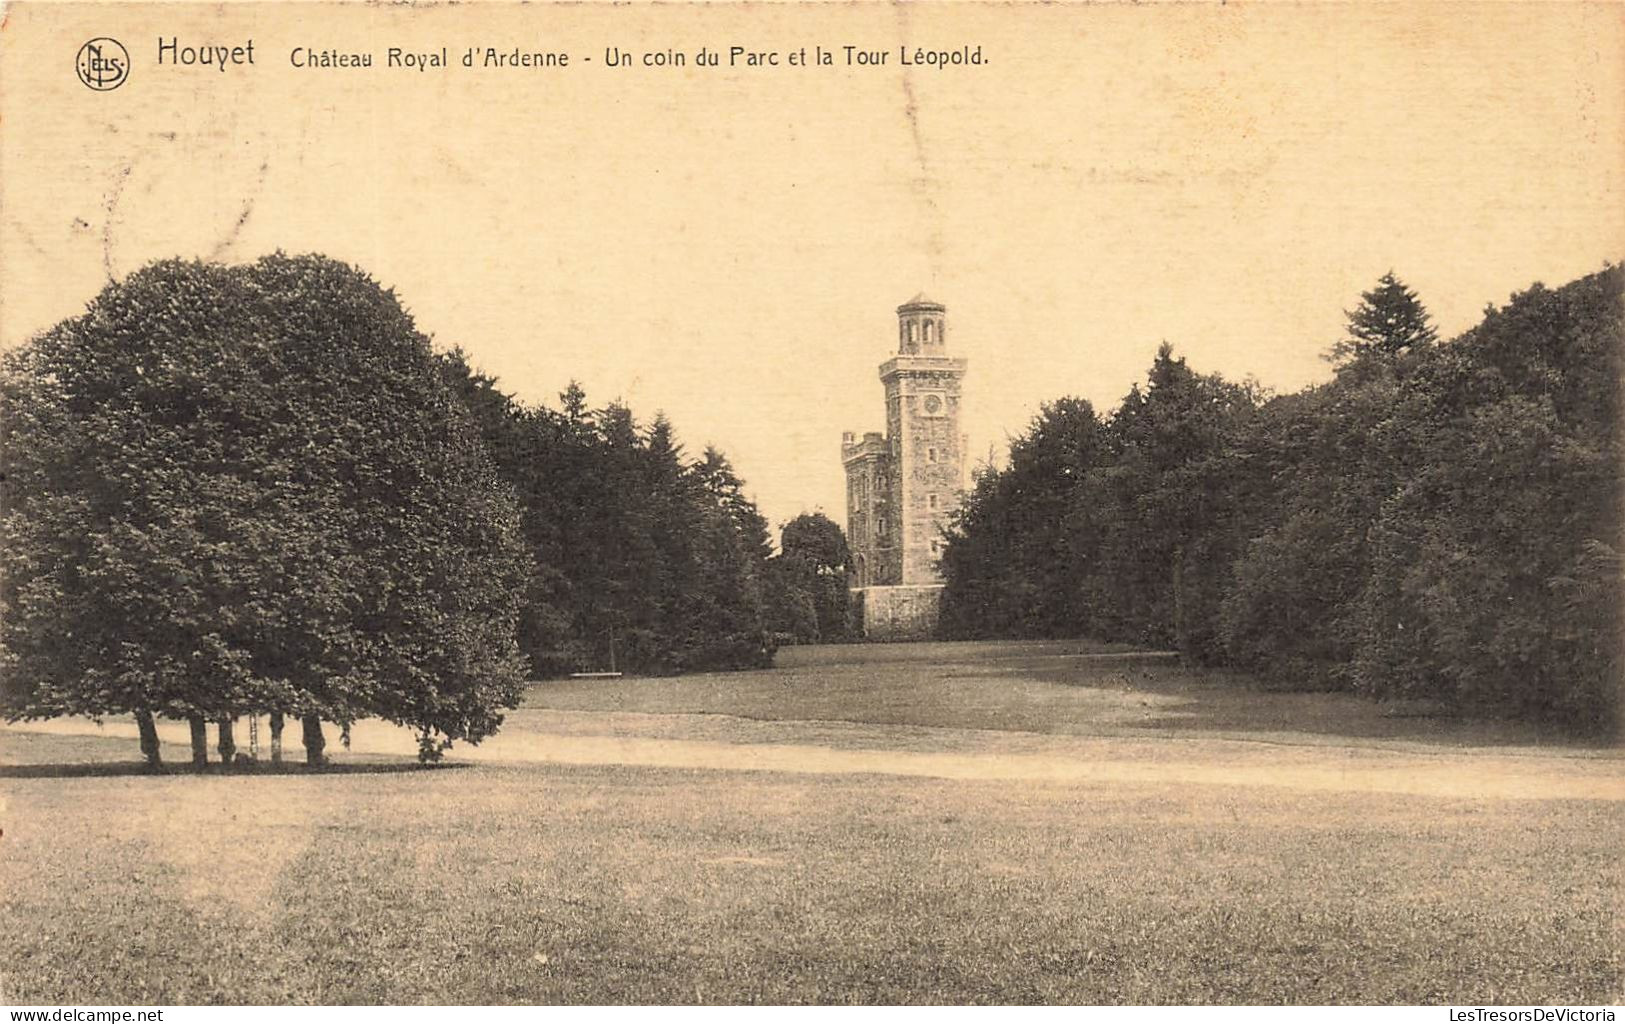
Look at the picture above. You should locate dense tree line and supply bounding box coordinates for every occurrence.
[1,254,782,769]
[940,266,1622,729]
[436,354,778,676]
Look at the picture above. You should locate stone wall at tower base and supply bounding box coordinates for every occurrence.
[850,584,943,641]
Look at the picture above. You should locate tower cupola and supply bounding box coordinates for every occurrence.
[897,293,947,355]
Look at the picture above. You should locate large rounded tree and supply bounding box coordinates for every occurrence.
[0,253,532,765]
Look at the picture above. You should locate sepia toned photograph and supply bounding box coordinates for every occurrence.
[0,0,1621,1009]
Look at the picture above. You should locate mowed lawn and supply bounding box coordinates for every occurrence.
[1,641,1620,1004]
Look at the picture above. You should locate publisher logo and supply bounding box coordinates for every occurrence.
[76,37,130,91]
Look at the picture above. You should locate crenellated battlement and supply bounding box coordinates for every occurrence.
[841,430,889,464]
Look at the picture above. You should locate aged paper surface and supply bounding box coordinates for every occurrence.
[1,0,1622,1008]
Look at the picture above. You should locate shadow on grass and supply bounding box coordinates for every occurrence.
[0,760,474,779]
[1024,661,1615,750]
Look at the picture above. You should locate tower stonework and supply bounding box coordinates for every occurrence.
[842,294,968,639]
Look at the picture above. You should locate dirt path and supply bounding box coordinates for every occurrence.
[6,714,1622,802]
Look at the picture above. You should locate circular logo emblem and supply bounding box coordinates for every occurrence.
[76,38,130,91]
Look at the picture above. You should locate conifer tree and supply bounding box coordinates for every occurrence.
[1334,271,1439,361]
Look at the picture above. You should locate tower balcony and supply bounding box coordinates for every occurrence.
[879,354,968,383]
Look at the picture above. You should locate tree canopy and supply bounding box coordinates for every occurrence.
[767,512,854,643]
[941,266,1621,730]
[1,254,533,762]
[1333,271,1439,362]
[436,356,778,676]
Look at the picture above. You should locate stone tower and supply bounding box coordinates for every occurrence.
[842,294,968,638]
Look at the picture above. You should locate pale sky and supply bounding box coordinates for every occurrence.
[3,2,1621,534]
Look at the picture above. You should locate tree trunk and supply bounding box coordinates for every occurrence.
[269,710,284,765]
[188,714,209,767]
[302,714,326,766]
[135,711,162,769]
[217,716,236,766]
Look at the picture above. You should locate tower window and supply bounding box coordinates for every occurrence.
[928,493,938,510]
[927,447,937,462]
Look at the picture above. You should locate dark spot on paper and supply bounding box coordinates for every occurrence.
[102,162,132,281]
[210,160,269,260]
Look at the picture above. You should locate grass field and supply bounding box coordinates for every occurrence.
[1,641,1620,1004]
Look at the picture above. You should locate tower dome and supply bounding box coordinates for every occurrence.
[898,292,945,313]
[897,293,947,354]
